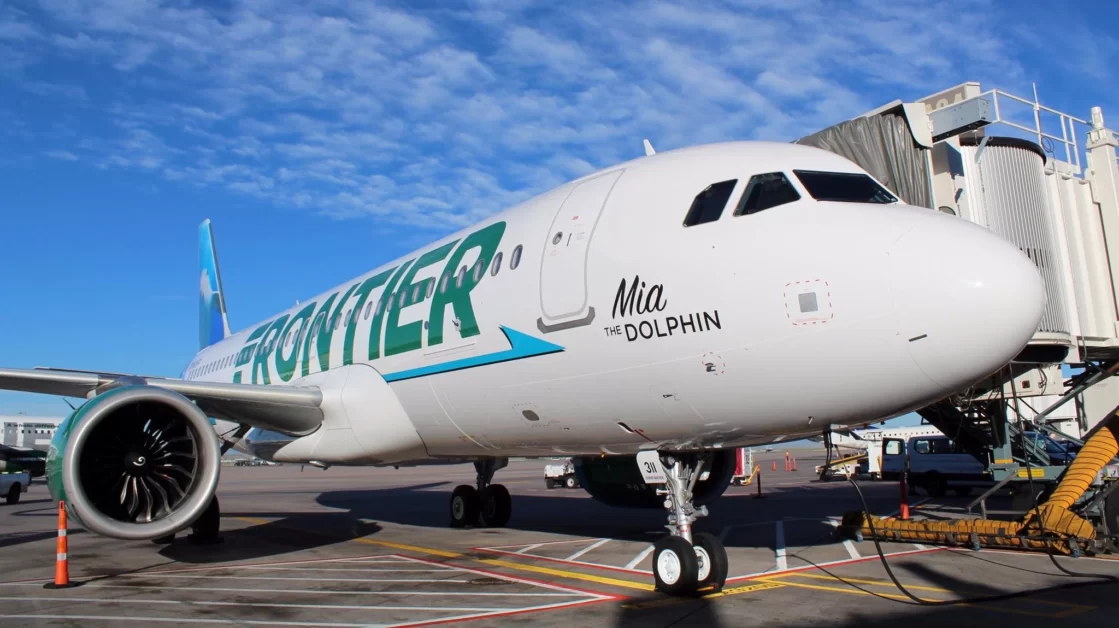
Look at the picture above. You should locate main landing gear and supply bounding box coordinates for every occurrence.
[651,454,729,596]
[449,458,512,528]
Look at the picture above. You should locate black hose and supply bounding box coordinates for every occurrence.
[847,476,1116,607]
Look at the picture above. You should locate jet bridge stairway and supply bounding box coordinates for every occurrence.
[839,403,1119,556]
[917,400,1053,467]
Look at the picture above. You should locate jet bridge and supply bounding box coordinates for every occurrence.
[798,81,1119,519]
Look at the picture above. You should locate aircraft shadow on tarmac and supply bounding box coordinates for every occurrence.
[610,553,1119,627]
[156,479,925,566]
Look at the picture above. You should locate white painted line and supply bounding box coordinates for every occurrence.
[820,518,858,558]
[565,538,610,561]
[914,544,928,550]
[0,583,580,597]
[624,544,655,570]
[113,574,468,584]
[478,547,654,575]
[515,543,543,555]
[402,597,613,627]
[231,567,456,573]
[0,598,506,613]
[775,520,787,571]
[0,615,377,627]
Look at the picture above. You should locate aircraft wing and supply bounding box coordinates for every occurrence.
[0,367,323,436]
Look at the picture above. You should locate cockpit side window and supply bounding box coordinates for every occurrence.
[734,172,800,216]
[683,179,737,227]
[792,170,898,204]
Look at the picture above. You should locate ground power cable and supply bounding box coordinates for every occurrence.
[847,475,1117,607]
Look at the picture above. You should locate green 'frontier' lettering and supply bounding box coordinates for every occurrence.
[316,283,358,372]
[428,221,506,347]
[368,261,413,361]
[237,322,270,384]
[254,315,289,385]
[385,240,457,357]
[300,295,334,377]
[276,302,316,382]
[343,268,395,366]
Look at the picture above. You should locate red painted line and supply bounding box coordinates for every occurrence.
[391,596,615,628]
[475,547,652,576]
[724,546,946,584]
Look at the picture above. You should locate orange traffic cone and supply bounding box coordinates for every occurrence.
[44,501,81,589]
[771,461,777,471]
[899,475,910,521]
[791,458,797,471]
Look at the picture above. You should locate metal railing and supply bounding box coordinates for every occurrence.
[973,85,1099,175]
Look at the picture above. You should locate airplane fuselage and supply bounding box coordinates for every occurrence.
[181,141,1045,463]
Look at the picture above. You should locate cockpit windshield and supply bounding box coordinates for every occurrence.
[792,170,898,204]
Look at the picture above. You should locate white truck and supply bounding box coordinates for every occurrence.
[881,434,989,497]
[544,460,580,489]
[1,471,30,505]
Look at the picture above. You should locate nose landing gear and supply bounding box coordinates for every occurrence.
[650,453,729,595]
[449,458,512,528]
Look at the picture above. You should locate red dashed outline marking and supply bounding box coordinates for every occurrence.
[784,279,835,327]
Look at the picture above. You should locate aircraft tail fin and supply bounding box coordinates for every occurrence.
[199,219,232,349]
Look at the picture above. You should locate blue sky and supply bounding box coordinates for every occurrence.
[1,0,1117,419]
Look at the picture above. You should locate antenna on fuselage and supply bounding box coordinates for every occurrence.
[643,139,655,156]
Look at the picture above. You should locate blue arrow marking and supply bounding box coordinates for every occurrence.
[383,326,565,383]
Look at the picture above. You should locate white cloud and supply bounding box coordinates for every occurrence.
[1,0,1112,232]
[43,149,78,161]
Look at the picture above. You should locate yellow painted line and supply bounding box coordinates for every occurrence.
[237,517,272,526]
[755,576,914,603]
[788,572,952,594]
[621,581,786,609]
[787,572,1092,611]
[479,558,655,591]
[352,537,462,559]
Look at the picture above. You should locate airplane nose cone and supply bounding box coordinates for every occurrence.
[891,215,1046,394]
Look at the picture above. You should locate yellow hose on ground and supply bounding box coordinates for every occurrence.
[844,405,1119,554]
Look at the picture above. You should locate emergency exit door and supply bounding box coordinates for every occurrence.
[537,169,624,332]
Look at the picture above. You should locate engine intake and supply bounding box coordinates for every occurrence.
[47,385,221,540]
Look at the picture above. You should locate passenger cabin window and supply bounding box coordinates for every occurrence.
[735,172,800,215]
[792,170,898,204]
[683,179,737,227]
[510,245,522,270]
[491,251,503,276]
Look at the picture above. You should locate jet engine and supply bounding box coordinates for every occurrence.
[573,450,736,509]
[46,384,221,540]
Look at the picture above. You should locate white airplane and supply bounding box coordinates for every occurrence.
[814,422,946,453]
[0,140,1045,595]
[1,415,63,451]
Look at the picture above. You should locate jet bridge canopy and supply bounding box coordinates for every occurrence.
[795,108,934,208]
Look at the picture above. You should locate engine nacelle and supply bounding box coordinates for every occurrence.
[46,385,221,540]
[573,451,736,509]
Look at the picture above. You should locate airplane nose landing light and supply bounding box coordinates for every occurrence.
[891,216,1046,394]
